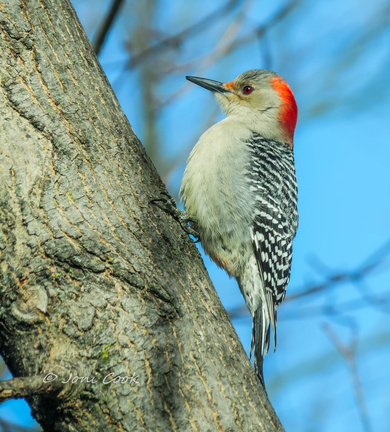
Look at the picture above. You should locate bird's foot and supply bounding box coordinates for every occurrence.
[151,192,200,240]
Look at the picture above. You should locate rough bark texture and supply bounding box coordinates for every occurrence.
[0,0,284,431]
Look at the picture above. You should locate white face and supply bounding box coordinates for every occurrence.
[215,71,282,118]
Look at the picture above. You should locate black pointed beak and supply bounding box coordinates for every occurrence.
[186,76,229,94]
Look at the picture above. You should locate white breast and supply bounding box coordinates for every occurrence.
[180,118,254,244]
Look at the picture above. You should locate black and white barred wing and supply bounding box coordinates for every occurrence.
[248,134,298,358]
[251,215,294,350]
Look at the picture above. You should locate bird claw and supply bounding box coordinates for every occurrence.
[151,192,200,241]
[150,192,177,213]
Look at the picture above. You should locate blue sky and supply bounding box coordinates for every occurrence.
[1,0,389,430]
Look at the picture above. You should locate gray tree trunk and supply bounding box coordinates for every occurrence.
[0,0,284,430]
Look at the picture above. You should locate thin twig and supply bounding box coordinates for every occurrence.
[287,238,390,302]
[323,324,372,432]
[92,0,125,55]
[127,0,242,68]
[225,0,300,54]
[281,291,390,320]
[286,261,380,302]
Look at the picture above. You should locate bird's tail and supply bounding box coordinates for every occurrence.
[239,256,277,386]
[250,303,273,386]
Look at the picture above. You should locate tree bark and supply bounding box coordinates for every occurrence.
[0,0,284,431]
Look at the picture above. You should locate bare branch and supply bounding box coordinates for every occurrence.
[287,238,390,302]
[92,0,125,55]
[281,291,390,321]
[225,0,301,54]
[0,374,63,402]
[127,0,242,69]
[323,324,372,432]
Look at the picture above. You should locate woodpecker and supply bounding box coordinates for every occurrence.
[180,69,298,385]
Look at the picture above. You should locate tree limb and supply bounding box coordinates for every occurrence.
[0,374,62,402]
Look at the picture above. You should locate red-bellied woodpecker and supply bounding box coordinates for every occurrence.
[181,69,298,385]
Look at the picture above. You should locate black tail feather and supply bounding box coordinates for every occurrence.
[251,307,271,387]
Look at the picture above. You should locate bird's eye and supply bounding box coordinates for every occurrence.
[242,85,254,95]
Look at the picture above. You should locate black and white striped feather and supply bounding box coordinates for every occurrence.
[247,133,298,381]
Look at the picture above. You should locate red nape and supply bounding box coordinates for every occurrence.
[271,77,298,144]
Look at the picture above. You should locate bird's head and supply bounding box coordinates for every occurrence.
[186,69,297,146]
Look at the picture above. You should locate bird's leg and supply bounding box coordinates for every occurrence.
[151,192,200,240]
